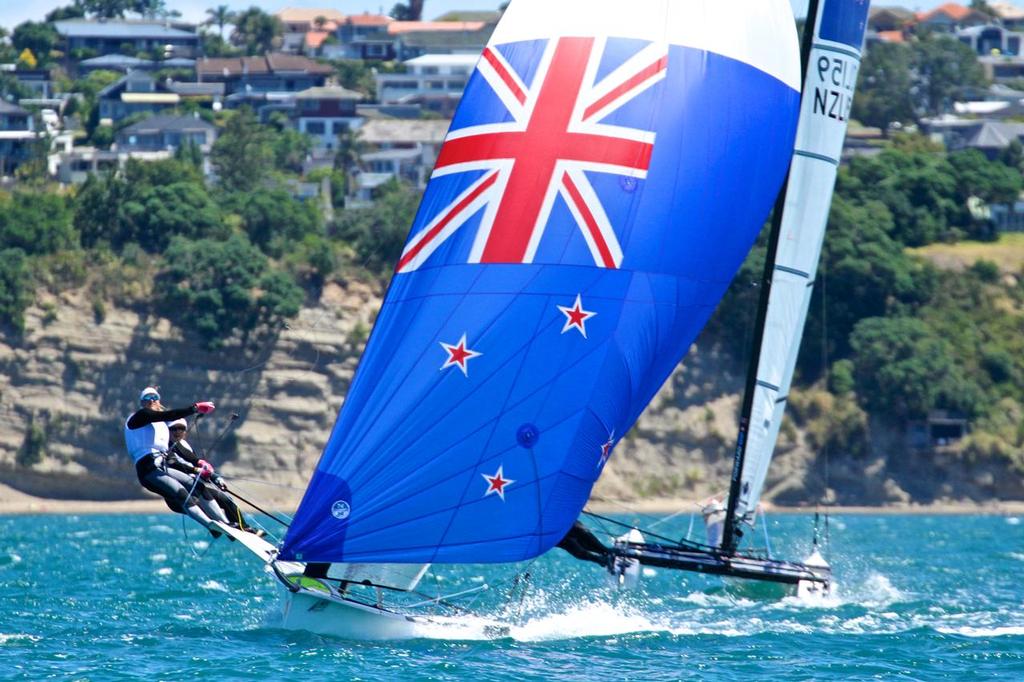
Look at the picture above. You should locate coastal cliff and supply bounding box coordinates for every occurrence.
[0,279,1019,508]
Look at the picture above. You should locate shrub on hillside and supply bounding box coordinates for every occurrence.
[157,234,303,348]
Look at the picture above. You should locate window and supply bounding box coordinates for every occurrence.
[427,80,445,90]
[306,121,326,135]
[420,66,439,75]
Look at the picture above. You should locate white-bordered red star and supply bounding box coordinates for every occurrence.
[558,294,596,338]
[597,430,616,468]
[482,465,513,500]
[439,333,481,376]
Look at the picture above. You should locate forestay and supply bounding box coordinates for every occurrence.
[279,0,801,565]
[727,0,870,529]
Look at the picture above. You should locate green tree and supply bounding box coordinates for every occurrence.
[158,234,302,347]
[390,0,424,20]
[0,192,76,256]
[851,42,915,131]
[799,195,936,370]
[205,4,235,39]
[234,188,322,256]
[120,183,225,252]
[839,147,960,246]
[850,316,978,419]
[911,33,987,116]
[11,22,58,63]
[45,3,87,21]
[211,108,275,192]
[230,7,283,55]
[334,178,419,271]
[0,248,32,333]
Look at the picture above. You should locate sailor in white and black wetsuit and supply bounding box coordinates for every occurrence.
[124,387,228,533]
[165,419,263,536]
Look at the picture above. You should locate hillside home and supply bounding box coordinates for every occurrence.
[54,19,200,60]
[114,114,216,152]
[196,54,333,96]
[97,71,180,123]
[294,86,363,151]
[333,13,395,60]
[0,100,36,176]
[915,3,989,33]
[357,118,449,187]
[375,53,477,116]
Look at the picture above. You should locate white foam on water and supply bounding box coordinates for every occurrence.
[1005,517,1021,526]
[156,567,173,576]
[150,553,167,562]
[937,625,1024,637]
[0,633,41,645]
[200,580,228,592]
[193,540,209,550]
[509,599,668,642]
[151,524,174,534]
[851,573,904,607]
[642,568,657,578]
[1009,552,1024,562]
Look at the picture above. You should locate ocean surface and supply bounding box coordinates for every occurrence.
[1,512,1022,680]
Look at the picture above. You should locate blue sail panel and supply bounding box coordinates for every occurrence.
[280,6,801,564]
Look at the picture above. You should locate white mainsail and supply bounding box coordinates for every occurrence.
[728,0,867,529]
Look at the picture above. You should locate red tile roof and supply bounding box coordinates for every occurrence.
[877,30,906,43]
[197,53,333,77]
[917,3,974,22]
[346,12,393,27]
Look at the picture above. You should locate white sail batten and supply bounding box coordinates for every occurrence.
[732,0,866,524]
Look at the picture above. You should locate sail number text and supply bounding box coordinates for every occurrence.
[812,54,860,123]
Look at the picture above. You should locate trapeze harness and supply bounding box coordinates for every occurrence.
[124,405,202,514]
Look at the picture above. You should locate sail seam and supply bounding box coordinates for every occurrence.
[773,264,811,279]
[793,149,839,166]
[756,379,780,392]
[811,42,861,60]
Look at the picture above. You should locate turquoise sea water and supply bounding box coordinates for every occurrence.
[2,512,1023,680]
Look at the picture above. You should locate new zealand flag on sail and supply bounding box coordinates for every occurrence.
[280,33,800,566]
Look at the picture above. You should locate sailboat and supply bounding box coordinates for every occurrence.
[208,0,851,637]
[599,0,870,596]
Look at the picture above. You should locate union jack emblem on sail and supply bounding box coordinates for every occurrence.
[396,37,668,273]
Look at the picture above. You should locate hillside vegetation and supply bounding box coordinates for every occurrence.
[4,121,1024,503]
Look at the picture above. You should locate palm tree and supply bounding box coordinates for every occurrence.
[314,15,328,30]
[206,5,235,40]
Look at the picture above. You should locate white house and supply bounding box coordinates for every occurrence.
[375,54,478,115]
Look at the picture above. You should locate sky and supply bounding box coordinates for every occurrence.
[0,0,995,32]
[0,0,1014,32]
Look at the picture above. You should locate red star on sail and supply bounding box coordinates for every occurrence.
[597,430,616,469]
[557,294,596,338]
[482,465,514,500]
[440,333,482,376]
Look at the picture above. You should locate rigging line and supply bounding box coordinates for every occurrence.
[581,510,717,553]
[222,483,291,528]
[223,476,308,491]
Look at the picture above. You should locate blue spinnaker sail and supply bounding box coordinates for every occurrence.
[279,0,802,564]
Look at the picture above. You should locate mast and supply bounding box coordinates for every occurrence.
[721,0,823,556]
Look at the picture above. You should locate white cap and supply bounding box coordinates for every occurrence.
[139,386,161,403]
[168,419,187,430]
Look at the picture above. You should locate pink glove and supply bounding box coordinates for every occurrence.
[197,459,215,479]
[194,401,215,414]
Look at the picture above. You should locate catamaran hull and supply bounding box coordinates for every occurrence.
[277,589,421,640]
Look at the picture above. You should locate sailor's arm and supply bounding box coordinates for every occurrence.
[126,405,197,429]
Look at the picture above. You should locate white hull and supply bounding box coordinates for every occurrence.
[278,588,422,640]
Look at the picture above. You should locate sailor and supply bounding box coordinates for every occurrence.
[556,520,610,565]
[124,387,229,534]
[165,418,263,536]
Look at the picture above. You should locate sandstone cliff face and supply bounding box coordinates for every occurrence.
[1,282,1017,507]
